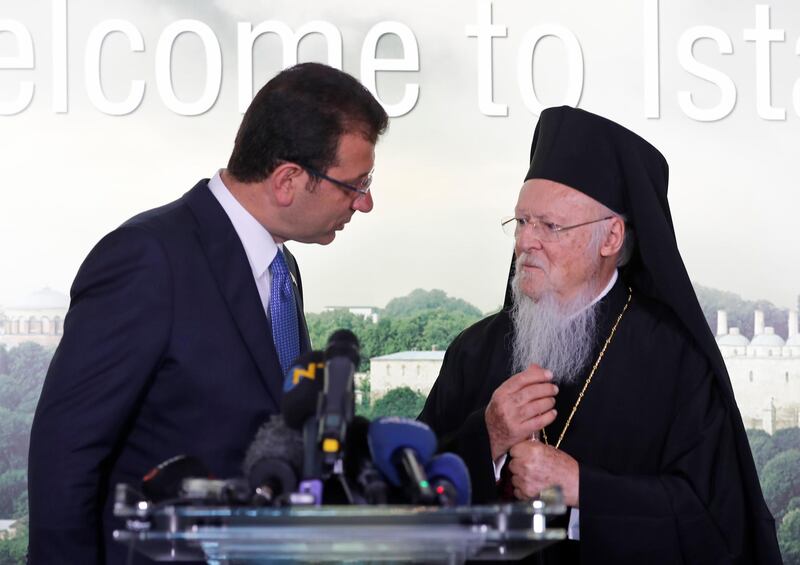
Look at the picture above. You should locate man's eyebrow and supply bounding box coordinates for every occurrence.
[345,169,373,184]
[515,210,555,222]
[347,172,369,182]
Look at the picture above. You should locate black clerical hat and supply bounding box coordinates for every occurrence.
[523,105,668,219]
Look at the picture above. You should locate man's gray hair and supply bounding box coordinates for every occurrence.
[616,213,635,267]
[592,204,635,267]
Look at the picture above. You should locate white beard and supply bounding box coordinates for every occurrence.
[510,263,601,385]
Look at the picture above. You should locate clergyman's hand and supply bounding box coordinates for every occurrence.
[508,440,579,507]
[484,364,558,460]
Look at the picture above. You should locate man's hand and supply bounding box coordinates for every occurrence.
[508,440,579,507]
[484,364,558,460]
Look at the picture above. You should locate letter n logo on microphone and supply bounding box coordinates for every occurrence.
[292,362,323,386]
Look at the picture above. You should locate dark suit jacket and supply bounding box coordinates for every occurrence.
[28,180,311,564]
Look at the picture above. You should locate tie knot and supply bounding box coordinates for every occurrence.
[270,250,293,298]
[270,250,289,276]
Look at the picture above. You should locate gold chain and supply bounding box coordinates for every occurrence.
[542,288,632,450]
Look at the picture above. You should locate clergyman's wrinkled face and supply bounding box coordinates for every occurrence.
[513,178,607,306]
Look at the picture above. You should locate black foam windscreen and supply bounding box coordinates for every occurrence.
[281,377,322,430]
[242,415,304,497]
[281,351,325,430]
[343,416,389,504]
[325,329,360,366]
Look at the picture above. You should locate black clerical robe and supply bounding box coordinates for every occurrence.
[419,279,779,564]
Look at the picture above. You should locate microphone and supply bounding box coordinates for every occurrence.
[281,350,325,430]
[425,453,472,507]
[325,329,360,365]
[242,415,304,505]
[283,349,325,393]
[368,417,437,505]
[318,330,359,467]
[342,415,388,504]
[277,331,360,503]
[141,455,210,503]
[280,351,326,502]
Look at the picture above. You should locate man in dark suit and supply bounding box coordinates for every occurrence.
[27,63,389,564]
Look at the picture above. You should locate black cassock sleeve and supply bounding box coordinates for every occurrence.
[419,314,510,504]
[419,384,497,503]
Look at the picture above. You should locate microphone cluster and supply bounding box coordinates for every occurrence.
[140,329,471,508]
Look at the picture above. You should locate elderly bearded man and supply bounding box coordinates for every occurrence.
[419,106,781,564]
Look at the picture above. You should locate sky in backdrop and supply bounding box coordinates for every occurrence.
[1,0,799,314]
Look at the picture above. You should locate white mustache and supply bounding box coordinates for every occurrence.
[517,254,546,271]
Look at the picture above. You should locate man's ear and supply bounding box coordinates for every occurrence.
[269,162,306,207]
[600,217,625,258]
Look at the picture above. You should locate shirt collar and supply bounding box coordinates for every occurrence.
[207,170,279,278]
[588,269,619,308]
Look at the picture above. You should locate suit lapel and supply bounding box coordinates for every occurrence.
[183,180,283,408]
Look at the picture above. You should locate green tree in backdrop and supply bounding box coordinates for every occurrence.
[0,342,53,562]
[0,522,27,565]
[746,431,800,561]
[762,449,800,522]
[780,509,800,565]
[747,429,781,478]
[382,288,482,319]
[366,386,426,420]
[306,289,482,372]
[0,345,9,376]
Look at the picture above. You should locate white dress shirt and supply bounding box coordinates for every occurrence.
[207,170,282,317]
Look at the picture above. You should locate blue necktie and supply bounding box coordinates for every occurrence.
[269,249,300,376]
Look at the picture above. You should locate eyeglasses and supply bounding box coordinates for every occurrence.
[300,164,372,199]
[501,215,614,242]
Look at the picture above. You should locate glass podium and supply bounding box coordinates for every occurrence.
[113,484,567,564]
